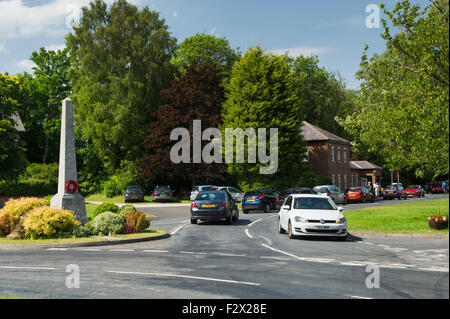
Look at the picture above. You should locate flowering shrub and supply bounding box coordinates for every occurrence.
[123,211,150,234]
[428,216,448,222]
[119,205,137,214]
[0,197,47,236]
[92,211,124,235]
[23,206,80,239]
[92,203,120,219]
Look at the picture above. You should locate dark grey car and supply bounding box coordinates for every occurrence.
[190,191,239,225]
[124,185,145,203]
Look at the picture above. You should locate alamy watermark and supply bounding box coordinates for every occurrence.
[170,120,279,174]
[65,264,80,289]
[365,4,381,29]
[365,264,380,289]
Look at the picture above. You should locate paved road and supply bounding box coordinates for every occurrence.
[0,194,448,299]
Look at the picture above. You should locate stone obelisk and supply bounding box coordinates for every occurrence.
[50,98,87,224]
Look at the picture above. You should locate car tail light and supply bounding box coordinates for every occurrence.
[326,191,330,197]
[220,201,228,208]
[191,202,197,208]
[259,194,265,199]
[153,191,156,195]
[276,197,279,202]
[170,192,173,196]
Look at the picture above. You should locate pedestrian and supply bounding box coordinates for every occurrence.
[373,181,379,198]
[443,180,448,194]
[425,182,429,194]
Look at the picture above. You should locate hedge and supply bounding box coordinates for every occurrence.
[0,179,57,197]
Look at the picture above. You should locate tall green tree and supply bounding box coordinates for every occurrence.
[338,0,449,179]
[290,55,357,137]
[17,47,71,164]
[66,0,177,168]
[0,74,27,180]
[171,33,239,76]
[222,47,309,190]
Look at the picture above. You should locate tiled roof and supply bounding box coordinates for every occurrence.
[350,161,383,170]
[301,121,351,145]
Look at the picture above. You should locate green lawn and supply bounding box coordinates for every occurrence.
[0,229,166,245]
[344,199,449,234]
[85,193,190,204]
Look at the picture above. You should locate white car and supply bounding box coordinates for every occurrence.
[278,194,347,240]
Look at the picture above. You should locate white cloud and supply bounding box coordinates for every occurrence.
[17,59,36,70]
[173,11,178,17]
[270,46,333,57]
[0,0,145,40]
[45,44,66,52]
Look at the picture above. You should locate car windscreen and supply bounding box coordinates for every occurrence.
[348,188,361,192]
[195,192,226,201]
[292,197,336,210]
[385,185,396,190]
[313,186,328,193]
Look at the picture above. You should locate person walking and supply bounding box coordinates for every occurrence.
[443,180,448,194]
[374,181,379,198]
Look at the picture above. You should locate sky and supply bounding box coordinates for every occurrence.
[0,0,430,89]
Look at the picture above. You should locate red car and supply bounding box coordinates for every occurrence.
[432,184,444,194]
[405,185,425,197]
[346,186,374,203]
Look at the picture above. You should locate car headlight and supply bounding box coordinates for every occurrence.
[336,217,346,224]
[294,216,308,223]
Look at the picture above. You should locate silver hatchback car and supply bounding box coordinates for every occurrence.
[313,185,347,205]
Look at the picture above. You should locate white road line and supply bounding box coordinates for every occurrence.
[75,248,102,251]
[347,295,373,299]
[260,256,290,261]
[211,253,246,257]
[245,228,253,239]
[179,251,207,255]
[261,244,309,261]
[418,267,449,273]
[109,249,135,252]
[258,235,272,246]
[0,266,57,270]
[248,218,262,227]
[143,249,169,253]
[45,248,68,251]
[170,223,187,235]
[339,262,367,266]
[107,270,260,286]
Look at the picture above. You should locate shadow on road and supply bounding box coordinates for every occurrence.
[196,219,253,226]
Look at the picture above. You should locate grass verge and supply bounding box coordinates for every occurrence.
[344,199,449,234]
[0,229,166,245]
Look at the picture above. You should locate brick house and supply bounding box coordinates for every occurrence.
[301,121,383,189]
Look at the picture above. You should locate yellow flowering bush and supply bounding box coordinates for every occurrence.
[23,206,80,239]
[0,197,47,237]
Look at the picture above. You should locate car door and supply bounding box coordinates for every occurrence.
[279,196,292,229]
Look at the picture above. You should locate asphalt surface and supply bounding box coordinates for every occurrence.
[0,194,448,299]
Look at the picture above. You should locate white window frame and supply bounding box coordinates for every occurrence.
[337,147,341,162]
[331,145,335,162]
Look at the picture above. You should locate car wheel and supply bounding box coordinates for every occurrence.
[362,196,366,203]
[264,204,271,214]
[226,215,233,225]
[243,210,249,214]
[371,196,374,203]
[343,198,347,205]
[190,218,197,224]
[288,221,295,239]
[233,208,239,222]
[278,218,286,234]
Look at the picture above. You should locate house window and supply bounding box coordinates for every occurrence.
[331,145,335,162]
[337,147,341,162]
[338,174,341,189]
[332,174,335,185]
[344,174,348,190]
[343,148,347,163]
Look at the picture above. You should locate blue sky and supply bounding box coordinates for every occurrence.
[0,0,430,89]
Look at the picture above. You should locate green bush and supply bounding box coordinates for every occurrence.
[119,205,137,214]
[102,160,140,198]
[0,180,57,197]
[92,202,120,220]
[23,206,80,239]
[22,163,59,185]
[92,211,125,235]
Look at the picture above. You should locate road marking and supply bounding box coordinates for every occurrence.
[248,218,262,227]
[261,244,310,261]
[143,249,169,253]
[45,248,68,251]
[0,266,57,270]
[211,252,246,257]
[245,229,253,239]
[107,270,260,286]
[347,295,373,299]
[170,223,187,235]
[109,249,135,252]
[260,256,290,261]
[258,235,272,246]
[179,251,207,255]
[75,248,102,251]
[339,262,368,266]
[418,267,449,273]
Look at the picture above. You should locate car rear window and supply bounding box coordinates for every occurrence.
[195,192,225,201]
[406,185,419,189]
[293,197,336,210]
[245,191,261,197]
[313,186,328,193]
[348,188,360,192]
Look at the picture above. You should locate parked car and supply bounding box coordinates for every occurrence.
[152,185,174,202]
[313,185,347,205]
[383,184,407,200]
[242,189,280,214]
[124,185,145,203]
[346,186,374,203]
[190,190,239,224]
[432,184,444,194]
[278,194,347,240]
[190,185,217,201]
[217,186,244,202]
[405,185,425,198]
[275,187,317,210]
